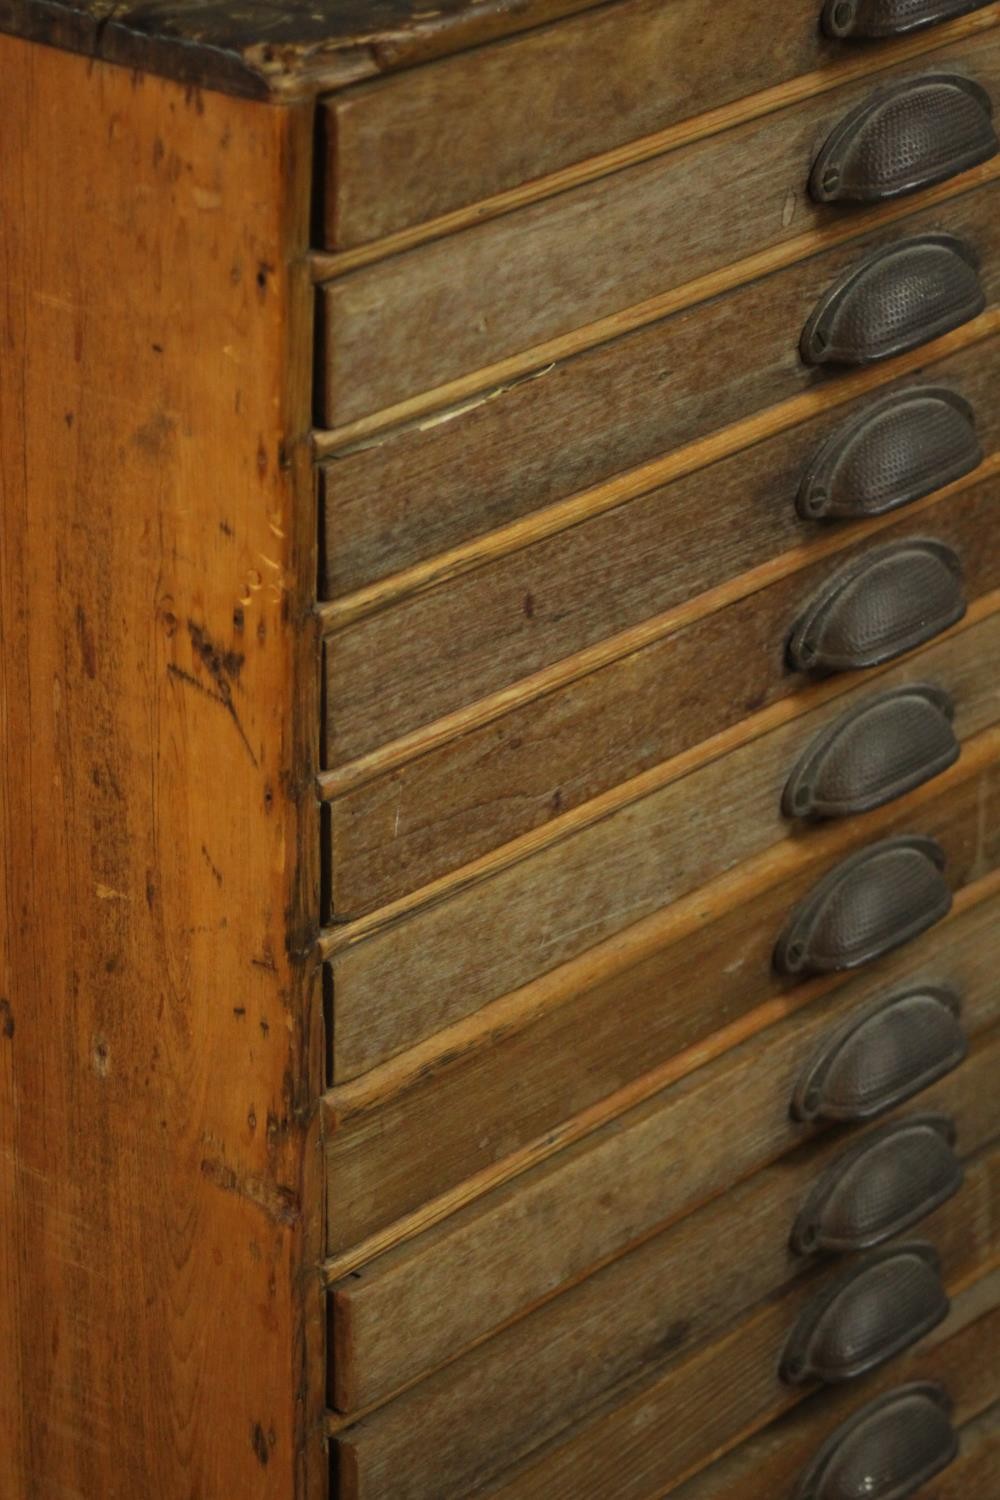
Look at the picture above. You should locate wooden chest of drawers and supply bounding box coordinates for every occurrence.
[1,1,998,1496]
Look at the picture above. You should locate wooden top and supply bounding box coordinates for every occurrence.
[0,0,605,97]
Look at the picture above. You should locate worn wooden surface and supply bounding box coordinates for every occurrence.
[324,870,1000,1272]
[318,38,1000,424]
[330,1096,999,1493]
[324,759,1000,1254]
[0,38,322,1500]
[319,182,1000,606]
[327,606,1000,1040]
[334,1153,1000,1498]
[329,899,1000,1409]
[333,1024,1000,1413]
[324,479,1000,941]
[325,342,1000,766]
[322,1,1000,250]
[0,0,609,97]
[670,1278,1000,1500]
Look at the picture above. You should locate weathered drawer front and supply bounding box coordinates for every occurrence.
[318,33,1000,424]
[332,1022,998,1412]
[324,340,1000,769]
[321,0,1000,250]
[328,893,1000,1397]
[669,1273,999,1500]
[324,763,1000,1251]
[328,607,1000,1056]
[320,186,1000,599]
[331,1146,1000,1498]
[326,479,1000,937]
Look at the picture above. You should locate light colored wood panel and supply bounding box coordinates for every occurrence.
[670,1290,1000,1500]
[0,38,323,1500]
[334,1149,1000,1498]
[322,2,1000,250]
[324,343,1000,763]
[324,760,1000,1256]
[326,481,1000,978]
[333,1026,1000,1414]
[319,185,1000,598]
[329,609,1000,1047]
[319,36,1000,423]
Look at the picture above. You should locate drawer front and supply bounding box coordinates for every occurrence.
[320,185,1000,598]
[325,339,1000,768]
[318,31,1000,424]
[325,769,1000,1251]
[331,1145,1000,1498]
[332,1026,999,1411]
[326,481,1000,924]
[321,0,1000,250]
[329,608,1000,1033]
[669,1271,999,1500]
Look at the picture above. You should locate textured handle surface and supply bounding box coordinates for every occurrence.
[783,684,959,819]
[780,1243,949,1384]
[792,983,967,1122]
[774,835,951,976]
[791,1382,958,1500]
[798,388,982,521]
[790,1115,962,1254]
[787,540,965,673]
[810,75,997,204]
[823,0,992,38]
[801,234,984,366]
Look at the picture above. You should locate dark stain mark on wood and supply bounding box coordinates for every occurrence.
[250,1422,270,1467]
[167,621,257,765]
[200,844,224,885]
[200,1155,300,1227]
[233,1006,246,1018]
[0,999,15,1039]
[75,604,97,679]
[219,518,234,537]
[132,408,175,457]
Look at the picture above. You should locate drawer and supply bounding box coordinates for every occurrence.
[324,779,1000,1251]
[317,31,1000,424]
[670,1272,999,1500]
[321,0,1000,250]
[320,185,1000,598]
[331,1143,1000,1498]
[332,1026,1000,1412]
[322,774,1000,1254]
[328,606,1000,1026]
[324,338,1000,768]
[325,478,1000,917]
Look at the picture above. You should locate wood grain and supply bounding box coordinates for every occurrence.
[324,344,1000,766]
[333,1148,1000,1497]
[327,608,1000,1049]
[325,479,1000,934]
[669,1283,1000,1500]
[0,38,323,1500]
[323,759,1000,1253]
[318,36,1000,424]
[322,2,1000,250]
[332,1026,1000,1413]
[318,184,1000,604]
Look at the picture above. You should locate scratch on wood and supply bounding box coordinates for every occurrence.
[200,1155,300,1227]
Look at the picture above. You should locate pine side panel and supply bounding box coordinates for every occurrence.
[0,39,323,1500]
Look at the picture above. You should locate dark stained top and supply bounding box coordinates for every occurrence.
[0,0,606,97]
